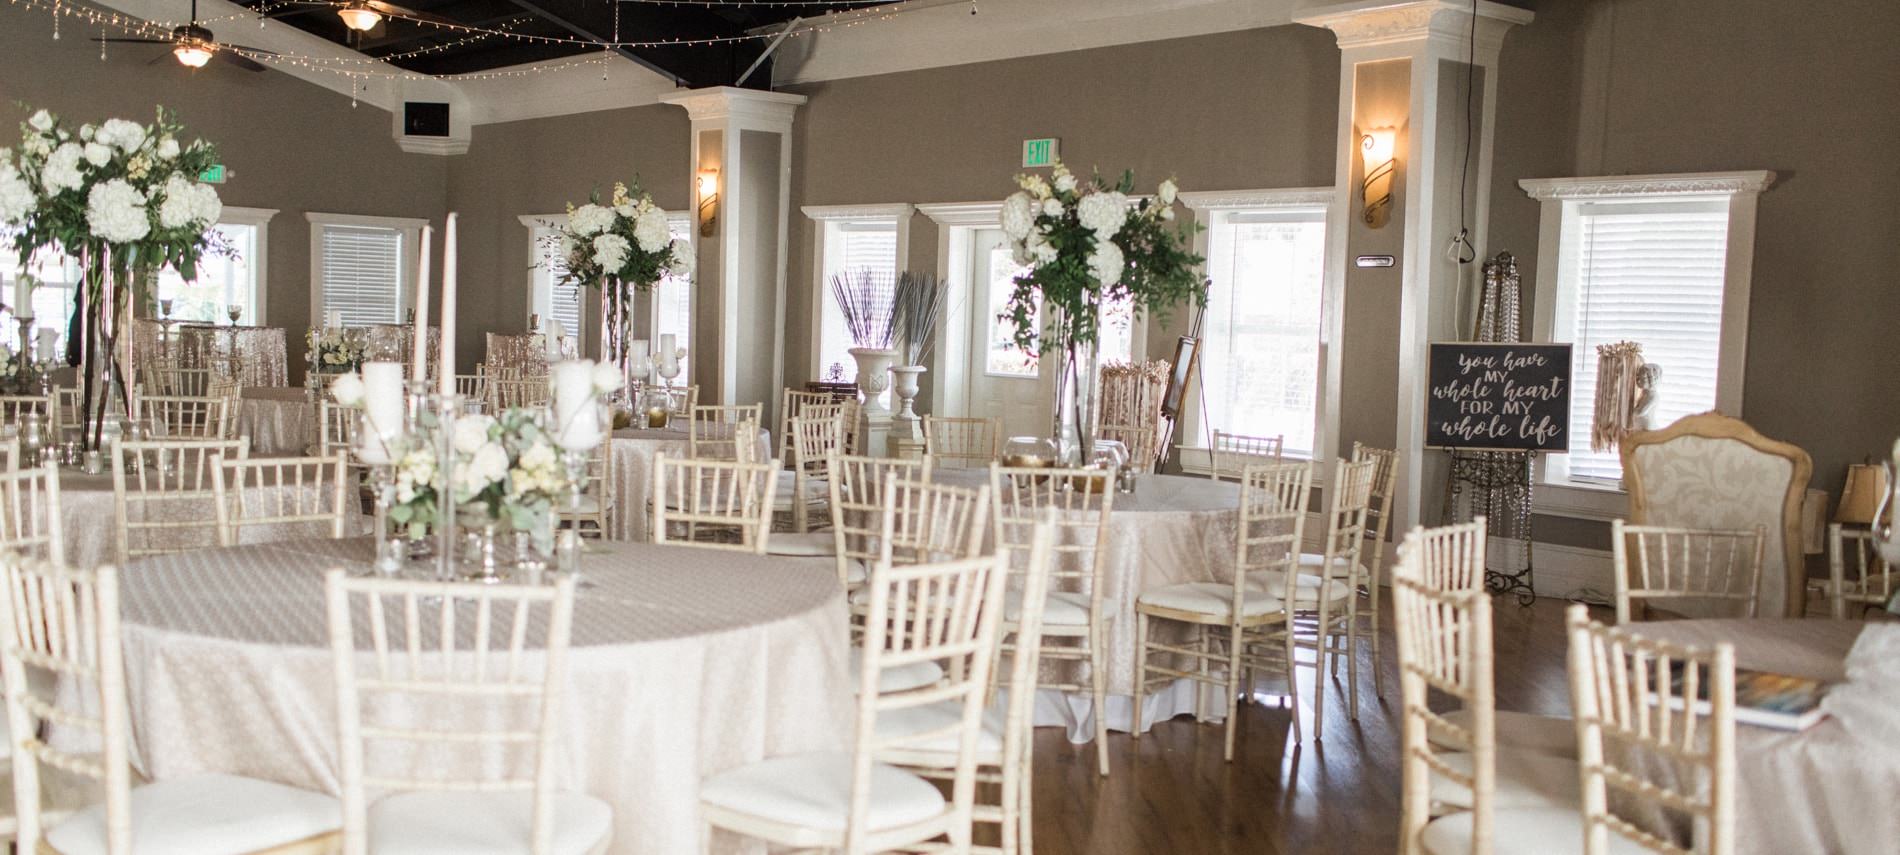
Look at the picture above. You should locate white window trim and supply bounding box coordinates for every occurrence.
[1176,187,1336,477]
[517,211,693,355]
[916,202,1000,418]
[1519,170,1775,519]
[305,211,428,325]
[219,206,278,325]
[803,203,912,380]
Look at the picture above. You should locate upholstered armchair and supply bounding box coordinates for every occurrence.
[1620,412,1814,617]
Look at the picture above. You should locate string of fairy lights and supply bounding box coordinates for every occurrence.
[6,0,944,88]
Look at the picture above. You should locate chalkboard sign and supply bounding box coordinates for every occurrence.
[1425,342,1573,452]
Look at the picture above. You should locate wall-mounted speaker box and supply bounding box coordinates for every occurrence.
[404,102,451,138]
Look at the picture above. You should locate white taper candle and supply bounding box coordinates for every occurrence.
[438,213,458,398]
[411,224,432,386]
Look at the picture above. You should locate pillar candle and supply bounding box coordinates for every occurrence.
[411,224,432,386]
[326,309,343,330]
[659,333,678,371]
[551,360,602,451]
[36,330,55,363]
[13,277,29,320]
[438,213,458,398]
[359,362,406,465]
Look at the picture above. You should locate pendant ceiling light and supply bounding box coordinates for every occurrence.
[336,3,383,32]
[172,39,213,67]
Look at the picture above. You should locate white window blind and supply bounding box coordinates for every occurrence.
[818,221,897,381]
[318,224,403,327]
[529,228,583,341]
[1556,200,1730,483]
[654,219,694,384]
[1200,211,1327,457]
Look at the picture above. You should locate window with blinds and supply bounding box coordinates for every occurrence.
[1548,199,1732,484]
[653,218,694,384]
[530,227,583,340]
[318,224,404,327]
[818,221,898,381]
[1199,209,1328,457]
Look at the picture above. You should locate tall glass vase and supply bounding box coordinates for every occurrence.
[1050,338,1100,466]
[74,245,137,452]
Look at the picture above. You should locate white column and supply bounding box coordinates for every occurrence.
[1297,0,1532,535]
[659,87,807,430]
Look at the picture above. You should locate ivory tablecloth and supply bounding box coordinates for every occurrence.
[604,427,773,542]
[114,538,850,855]
[934,469,1241,735]
[54,461,363,568]
[1632,618,1878,855]
[236,386,314,455]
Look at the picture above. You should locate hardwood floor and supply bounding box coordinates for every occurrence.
[1025,595,1603,855]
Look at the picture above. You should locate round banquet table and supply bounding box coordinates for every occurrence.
[236,386,314,456]
[114,537,851,855]
[1631,618,1882,855]
[52,457,363,569]
[604,426,773,543]
[933,469,1242,736]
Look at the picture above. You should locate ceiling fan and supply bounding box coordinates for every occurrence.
[94,0,278,71]
[264,0,464,38]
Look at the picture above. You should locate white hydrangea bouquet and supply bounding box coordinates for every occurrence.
[999,160,1205,459]
[305,327,366,374]
[0,106,225,449]
[549,180,694,390]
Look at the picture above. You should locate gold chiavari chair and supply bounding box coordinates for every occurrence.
[210,454,353,546]
[650,453,777,552]
[207,377,244,440]
[1613,520,1767,624]
[555,441,614,540]
[1098,423,1159,474]
[779,388,858,459]
[990,463,1116,775]
[775,413,843,534]
[487,376,551,412]
[132,393,231,440]
[0,457,64,564]
[1352,442,1401,698]
[0,394,56,431]
[1208,429,1284,481]
[1828,523,1897,619]
[821,454,933,588]
[923,416,1000,470]
[688,404,764,461]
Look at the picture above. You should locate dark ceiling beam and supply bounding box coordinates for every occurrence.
[497,0,686,84]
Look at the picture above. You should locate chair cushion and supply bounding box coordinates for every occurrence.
[873,700,1005,757]
[46,773,341,855]
[1244,571,1355,606]
[1428,751,1581,814]
[367,790,612,855]
[767,532,838,557]
[1432,709,1579,759]
[699,752,944,834]
[1420,806,1647,855]
[847,649,945,694]
[1137,582,1286,619]
[1004,590,1094,627]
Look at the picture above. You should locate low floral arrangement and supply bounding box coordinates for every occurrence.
[553,180,694,291]
[306,327,366,374]
[0,346,20,390]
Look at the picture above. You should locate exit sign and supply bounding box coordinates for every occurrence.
[1022,138,1060,168]
[199,163,227,184]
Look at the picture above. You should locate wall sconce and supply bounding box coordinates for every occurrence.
[1361,128,1398,228]
[696,169,719,238]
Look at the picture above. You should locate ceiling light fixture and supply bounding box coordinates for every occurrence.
[337,4,383,32]
[173,40,213,67]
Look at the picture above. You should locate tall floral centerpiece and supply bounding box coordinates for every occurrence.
[0,106,224,449]
[1000,161,1205,462]
[550,180,694,389]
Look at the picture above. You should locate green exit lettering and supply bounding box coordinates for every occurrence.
[199,163,227,184]
[1022,138,1059,168]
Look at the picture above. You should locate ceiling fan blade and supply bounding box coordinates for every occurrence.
[262,7,329,20]
[222,43,281,57]
[214,50,268,72]
[93,37,173,44]
[362,0,461,28]
[148,52,174,66]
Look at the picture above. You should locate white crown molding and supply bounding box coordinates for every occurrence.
[916,201,1003,226]
[218,206,280,226]
[801,203,913,222]
[305,211,430,230]
[1294,0,1532,54]
[1178,186,1334,211]
[1519,171,1777,200]
[659,86,807,127]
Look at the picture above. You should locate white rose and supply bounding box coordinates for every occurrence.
[1157,178,1178,206]
[614,203,636,219]
[0,163,36,222]
[27,111,53,133]
[156,137,180,160]
[1000,192,1035,241]
[519,442,557,472]
[41,143,85,194]
[78,124,94,142]
[632,207,670,253]
[591,233,630,273]
[464,442,510,488]
[1041,198,1063,217]
[98,118,145,154]
[1077,191,1128,238]
[591,361,624,394]
[1160,206,1176,221]
[666,241,695,277]
[85,179,151,243]
[1087,240,1124,287]
[83,143,111,167]
[452,414,495,455]
[567,203,614,237]
[1053,170,1078,194]
[329,372,366,407]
